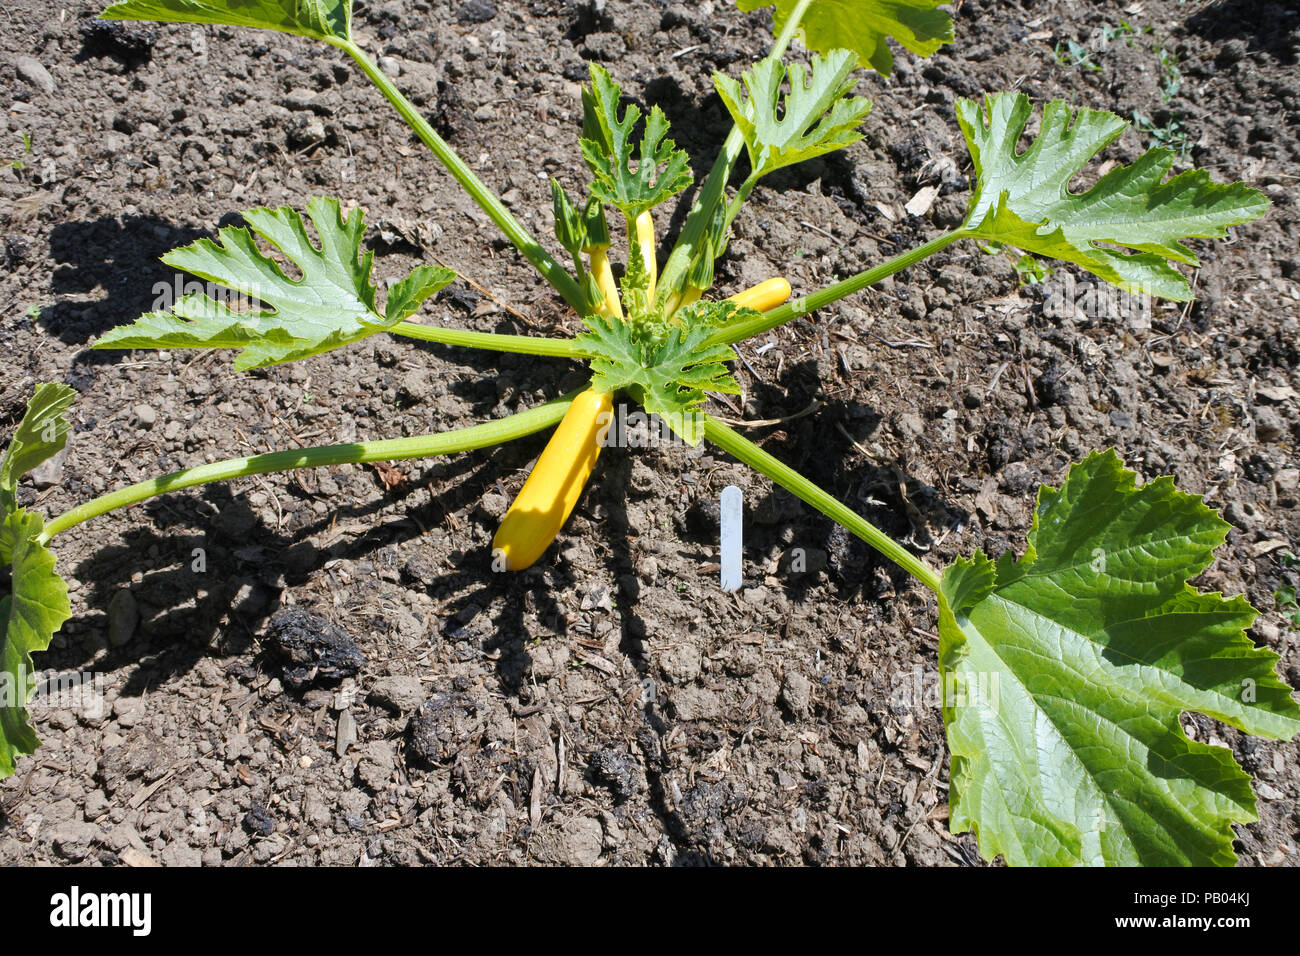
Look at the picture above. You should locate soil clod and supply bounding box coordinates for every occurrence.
[264,608,366,691]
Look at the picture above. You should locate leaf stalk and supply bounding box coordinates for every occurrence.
[709,229,968,347]
[38,394,580,543]
[332,38,587,313]
[388,321,583,357]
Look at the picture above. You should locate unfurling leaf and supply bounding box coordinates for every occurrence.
[0,383,76,521]
[580,65,692,219]
[94,197,455,370]
[0,509,70,778]
[939,450,1300,866]
[957,92,1270,300]
[734,0,952,75]
[575,303,747,445]
[715,49,872,180]
[385,265,457,323]
[100,0,352,42]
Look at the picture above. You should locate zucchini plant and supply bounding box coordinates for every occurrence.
[3,0,1296,866]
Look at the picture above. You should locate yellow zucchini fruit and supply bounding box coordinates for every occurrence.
[673,286,702,311]
[589,248,623,319]
[492,389,614,570]
[634,210,658,302]
[728,277,792,313]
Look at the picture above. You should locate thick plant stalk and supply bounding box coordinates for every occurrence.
[38,394,581,544]
[492,389,613,570]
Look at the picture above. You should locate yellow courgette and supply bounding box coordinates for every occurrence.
[634,209,658,303]
[492,389,614,570]
[589,248,623,319]
[673,287,702,311]
[728,277,791,313]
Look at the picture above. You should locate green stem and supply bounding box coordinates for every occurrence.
[657,0,814,303]
[708,229,967,347]
[389,321,583,358]
[770,0,815,54]
[721,174,760,242]
[333,38,586,314]
[656,137,742,306]
[703,414,941,594]
[38,393,580,544]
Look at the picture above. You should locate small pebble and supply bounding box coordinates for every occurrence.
[133,404,158,427]
[107,589,139,647]
[15,57,55,95]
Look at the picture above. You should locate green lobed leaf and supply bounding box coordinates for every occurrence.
[939,450,1300,866]
[575,302,747,445]
[0,383,77,521]
[581,81,614,157]
[579,64,693,219]
[100,0,351,42]
[715,49,872,179]
[384,265,457,323]
[674,300,763,333]
[0,509,71,779]
[735,0,952,75]
[94,197,456,370]
[956,92,1270,301]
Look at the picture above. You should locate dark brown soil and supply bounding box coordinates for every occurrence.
[1,0,1298,866]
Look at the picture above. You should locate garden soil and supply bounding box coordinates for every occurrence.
[2,0,1298,866]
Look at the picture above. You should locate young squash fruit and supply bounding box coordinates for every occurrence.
[728,276,791,313]
[634,209,659,301]
[492,388,614,570]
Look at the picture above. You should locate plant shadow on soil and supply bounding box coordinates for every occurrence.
[743,358,964,601]
[1185,0,1300,57]
[600,363,962,860]
[41,216,211,345]
[38,313,593,697]
[548,459,728,862]
[42,424,558,698]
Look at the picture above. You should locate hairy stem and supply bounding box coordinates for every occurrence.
[656,0,814,303]
[708,229,968,347]
[333,38,586,313]
[38,394,580,544]
[703,415,941,593]
[389,321,583,357]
